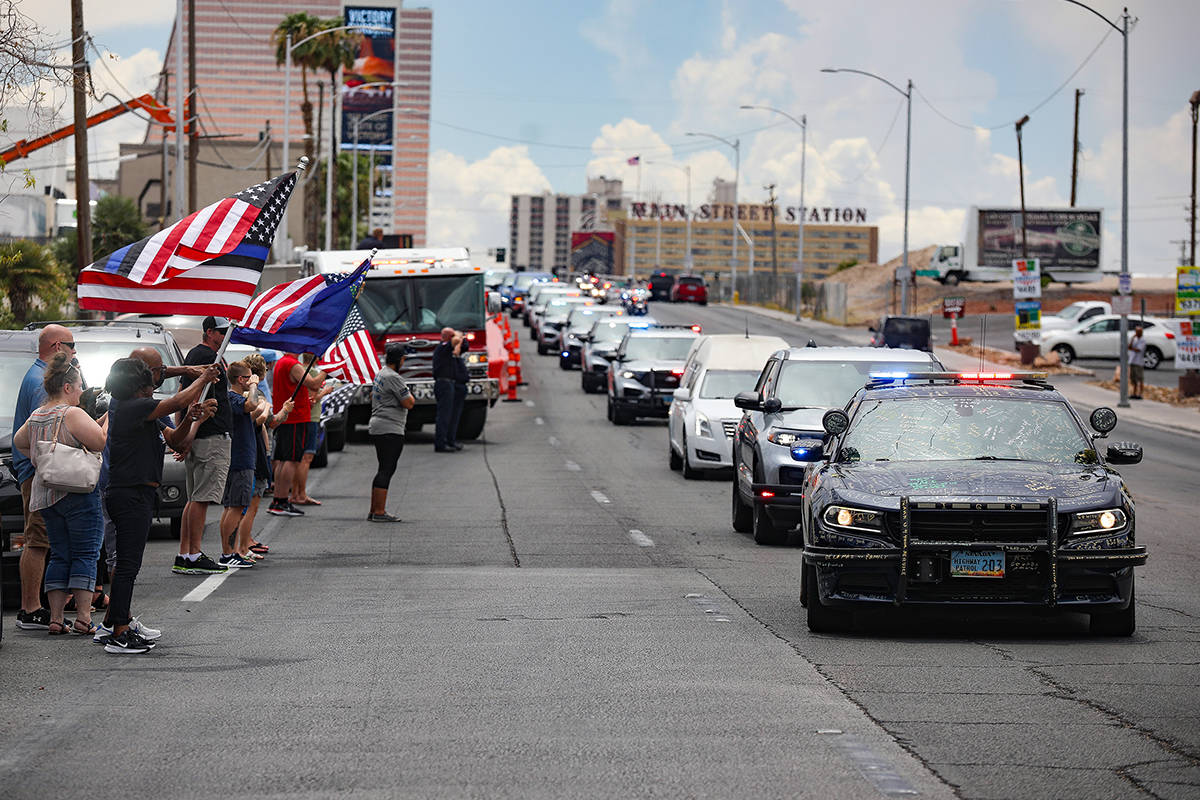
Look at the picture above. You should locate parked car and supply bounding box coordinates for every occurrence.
[868,315,933,352]
[731,346,943,545]
[668,334,788,478]
[800,372,1145,635]
[0,331,39,553]
[670,275,708,305]
[1040,300,1111,332]
[1042,315,1176,369]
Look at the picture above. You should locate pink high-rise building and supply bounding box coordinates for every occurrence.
[153,1,431,246]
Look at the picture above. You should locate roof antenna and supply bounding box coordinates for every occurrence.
[806,338,818,348]
[745,313,750,339]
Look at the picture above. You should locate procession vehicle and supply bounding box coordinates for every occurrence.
[559,306,624,370]
[301,247,500,441]
[499,271,553,317]
[579,317,657,394]
[525,283,578,331]
[731,346,942,546]
[667,334,788,478]
[796,371,1145,635]
[536,296,593,355]
[606,325,702,425]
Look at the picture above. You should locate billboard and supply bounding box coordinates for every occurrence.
[571,232,614,274]
[977,208,1102,270]
[341,6,395,160]
[1176,265,1200,316]
[1014,300,1042,343]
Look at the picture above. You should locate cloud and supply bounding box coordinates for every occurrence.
[20,1,175,40]
[579,0,652,84]
[427,145,550,251]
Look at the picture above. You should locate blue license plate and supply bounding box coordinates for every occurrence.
[950,550,1005,578]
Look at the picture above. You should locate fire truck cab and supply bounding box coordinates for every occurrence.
[301,247,501,440]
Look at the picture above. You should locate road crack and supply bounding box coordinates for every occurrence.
[480,433,520,567]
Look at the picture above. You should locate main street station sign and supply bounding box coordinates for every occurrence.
[628,202,869,224]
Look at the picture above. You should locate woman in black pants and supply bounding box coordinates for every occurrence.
[367,343,414,523]
[98,358,217,654]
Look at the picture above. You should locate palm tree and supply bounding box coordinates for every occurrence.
[310,17,356,246]
[273,12,323,246]
[0,240,70,326]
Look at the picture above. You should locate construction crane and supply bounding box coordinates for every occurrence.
[0,93,176,166]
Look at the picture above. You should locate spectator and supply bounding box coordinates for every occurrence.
[12,324,73,630]
[96,357,217,654]
[1128,325,1146,400]
[269,351,325,517]
[448,332,470,450]
[174,316,234,575]
[12,353,108,636]
[216,361,263,569]
[290,353,334,507]
[368,343,415,522]
[234,354,292,556]
[432,327,460,453]
[357,227,384,250]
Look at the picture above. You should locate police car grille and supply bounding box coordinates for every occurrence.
[909,509,1048,543]
[638,371,679,389]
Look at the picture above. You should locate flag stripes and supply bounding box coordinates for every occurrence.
[320,328,378,385]
[237,274,327,334]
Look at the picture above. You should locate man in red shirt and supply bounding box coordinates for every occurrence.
[269,352,326,517]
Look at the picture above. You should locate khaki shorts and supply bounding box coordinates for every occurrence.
[1130,364,1145,384]
[20,478,48,548]
[185,435,231,504]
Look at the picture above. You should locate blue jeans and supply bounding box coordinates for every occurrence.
[41,490,103,593]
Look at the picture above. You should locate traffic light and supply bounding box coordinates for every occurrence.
[496,247,506,263]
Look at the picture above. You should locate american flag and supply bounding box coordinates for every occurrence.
[317,304,379,385]
[237,256,371,336]
[77,171,298,318]
[627,155,640,166]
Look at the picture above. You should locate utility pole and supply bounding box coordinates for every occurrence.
[70,0,92,274]
[159,68,169,226]
[766,183,778,280]
[186,0,197,213]
[1015,115,1030,258]
[1170,240,1188,266]
[264,121,272,182]
[174,0,184,222]
[1070,89,1084,207]
[1190,90,1198,266]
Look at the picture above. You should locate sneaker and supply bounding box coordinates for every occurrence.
[268,499,303,517]
[367,512,402,523]
[95,618,161,644]
[191,553,228,574]
[218,553,254,569]
[103,629,153,655]
[285,502,305,516]
[172,555,199,575]
[15,607,50,630]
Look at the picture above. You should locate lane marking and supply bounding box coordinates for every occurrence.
[548,436,560,446]
[524,400,536,408]
[821,732,920,796]
[181,570,233,602]
[590,490,610,504]
[628,529,654,547]
[534,416,544,425]
[565,460,581,471]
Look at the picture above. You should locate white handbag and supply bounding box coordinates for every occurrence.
[33,408,102,493]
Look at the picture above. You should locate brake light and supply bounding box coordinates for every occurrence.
[672,369,684,376]
[466,332,476,341]
[760,490,775,499]
[690,325,702,333]
[1165,331,1175,340]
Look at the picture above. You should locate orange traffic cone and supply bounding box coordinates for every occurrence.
[502,357,520,402]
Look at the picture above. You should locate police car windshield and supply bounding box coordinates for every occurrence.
[591,321,632,347]
[623,336,695,362]
[839,396,1093,464]
[776,360,933,408]
[699,370,759,399]
[514,273,546,290]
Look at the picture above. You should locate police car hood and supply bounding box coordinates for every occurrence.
[775,407,830,432]
[826,459,1121,513]
[624,358,686,373]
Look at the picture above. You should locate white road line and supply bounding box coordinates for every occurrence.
[534,416,544,426]
[590,490,610,504]
[548,436,560,446]
[565,460,581,471]
[181,570,234,602]
[524,400,536,408]
[628,529,654,547]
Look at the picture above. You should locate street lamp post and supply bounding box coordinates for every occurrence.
[1190,90,1199,267]
[686,132,739,300]
[1015,115,1031,259]
[821,68,912,314]
[351,107,395,247]
[644,160,693,271]
[740,105,807,317]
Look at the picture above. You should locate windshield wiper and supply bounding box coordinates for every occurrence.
[972,456,1024,461]
[779,405,821,411]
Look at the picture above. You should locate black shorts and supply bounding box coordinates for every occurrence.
[274,422,308,463]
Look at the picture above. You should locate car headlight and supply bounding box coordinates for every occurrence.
[1071,508,1127,535]
[466,352,488,365]
[162,485,182,502]
[621,370,637,380]
[767,429,807,447]
[822,505,883,533]
[694,411,712,438]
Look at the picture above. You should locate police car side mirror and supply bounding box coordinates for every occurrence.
[1106,441,1142,465]
[673,387,691,402]
[762,397,783,414]
[486,292,502,315]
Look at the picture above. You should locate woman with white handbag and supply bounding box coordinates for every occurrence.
[13,352,108,636]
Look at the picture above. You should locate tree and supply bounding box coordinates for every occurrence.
[51,228,77,274]
[311,151,371,249]
[309,17,355,247]
[0,240,70,327]
[273,12,323,246]
[91,196,147,263]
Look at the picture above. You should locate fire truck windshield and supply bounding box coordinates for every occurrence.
[358,274,485,335]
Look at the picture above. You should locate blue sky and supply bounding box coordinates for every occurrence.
[16,0,1200,275]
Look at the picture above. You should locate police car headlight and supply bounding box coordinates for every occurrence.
[1071,508,1127,535]
[162,486,182,502]
[822,505,883,532]
[694,412,712,438]
[621,370,637,380]
[766,429,806,447]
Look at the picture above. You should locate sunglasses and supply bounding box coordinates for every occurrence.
[57,340,76,349]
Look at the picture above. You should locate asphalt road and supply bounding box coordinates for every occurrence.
[1,301,1197,799]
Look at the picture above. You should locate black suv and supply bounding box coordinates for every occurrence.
[799,371,1145,634]
[606,327,700,424]
[647,271,675,302]
[868,315,933,351]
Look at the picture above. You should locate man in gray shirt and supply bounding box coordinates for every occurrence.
[367,343,415,522]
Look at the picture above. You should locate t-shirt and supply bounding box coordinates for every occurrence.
[181,343,230,437]
[228,391,257,471]
[12,357,47,484]
[368,366,412,436]
[1129,336,1146,366]
[273,354,311,425]
[107,396,168,488]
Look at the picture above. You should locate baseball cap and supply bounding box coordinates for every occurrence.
[203,315,231,332]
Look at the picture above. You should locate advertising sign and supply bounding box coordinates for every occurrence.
[942,296,965,318]
[341,6,396,155]
[1014,300,1042,343]
[1176,320,1200,369]
[570,232,615,274]
[1012,258,1041,299]
[1177,266,1200,316]
[978,208,1101,270]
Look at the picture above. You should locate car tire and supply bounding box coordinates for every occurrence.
[311,436,328,469]
[752,463,785,545]
[559,356,571,370]
[1144,346,1162,370]
[731,474,753,533]
[581,373,599,394]
[681,433,701,479]
[804,561,851,633]
[941,272,961,286]
[1053,344,1076,365]
[669,441,682,471]
[537,341,550,355]
[1089,581,1136,636]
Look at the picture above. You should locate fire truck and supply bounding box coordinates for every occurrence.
[301,247,501,439]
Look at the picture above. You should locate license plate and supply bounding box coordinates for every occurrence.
[950,550,1005,578]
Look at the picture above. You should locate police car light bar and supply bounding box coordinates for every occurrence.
[867,371,1049,385]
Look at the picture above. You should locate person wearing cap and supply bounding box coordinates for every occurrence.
[173,316,235,575]
[367,343,415,522]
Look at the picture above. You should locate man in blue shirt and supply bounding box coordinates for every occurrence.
[13,324,74,630]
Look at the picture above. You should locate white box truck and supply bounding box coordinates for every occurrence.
[920,207,1103,285]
